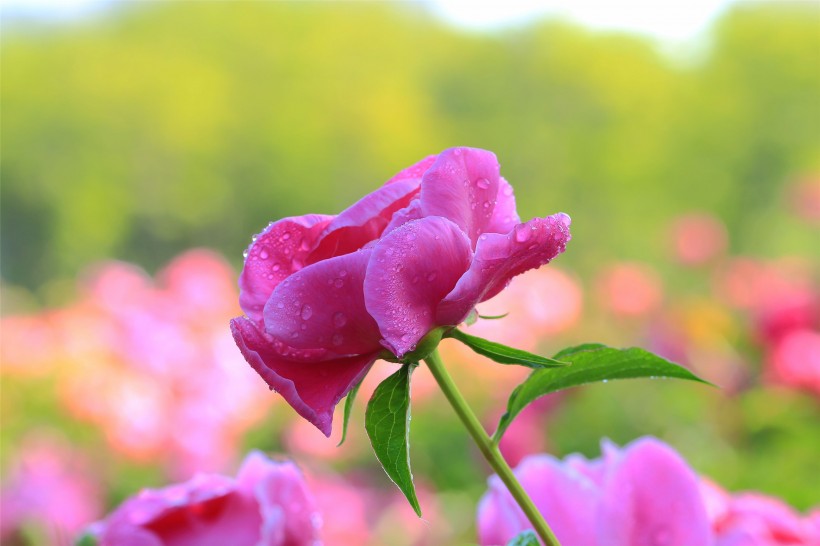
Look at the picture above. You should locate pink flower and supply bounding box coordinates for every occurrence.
[595,262,663,318]
[231,147,571,436]
[668,212,728,266]
[701,479,820,546]
[91,451,321,546]
[1,434,102,546]
[477,437,712,546]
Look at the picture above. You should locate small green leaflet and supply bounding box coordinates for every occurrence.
[506,530,539,546]
[365,363,421,516]
[492,344,713,443]
[448,328,568,369]
[337,379,363,447]
[75,534,97,546]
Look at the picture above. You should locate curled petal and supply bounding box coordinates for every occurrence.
[384,155,437,185]
[597,438,711,546]
[364,217,472,357]
[255,461,321,545]
[420,147,501,247]
[263,249,381,355]
[485,177,520,235]
[231,317,378,436]
[437,213,571,326]
[239,214,333,323]
[308,179,421,263]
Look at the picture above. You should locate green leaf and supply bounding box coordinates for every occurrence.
[75,534,98,546]
[492,344,713,443]
[478,312,509,320]
[337,379,362,447]
[365,363,421,516]
[506,530,539,546]
[448,328,569,369]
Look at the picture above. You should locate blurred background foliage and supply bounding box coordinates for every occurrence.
[1,1,819,543]
[3,1,817,293]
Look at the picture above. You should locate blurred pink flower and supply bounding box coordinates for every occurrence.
[0,435,102,546]
[714,258,815,314]
[0,314,62,376]
[701,479,820,545]
[477,437,711,546]
[232,147,571,436]
[3,250,270,478]
[464,267,582,353]
[669,212,729,266]
[766,328,820,396]
[91,451,320,546]
[787,177,820,225]
[596,262,664,318]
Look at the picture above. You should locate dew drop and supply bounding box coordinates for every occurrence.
[514,226,531,243]
[300,305,313,320]
[427,272,437,282]
[242,249,249,259]
[272,264,281,272]
[332,312,348,328]
[401,333,412,342]
[475,177,490,189]
[281,232,291,241]
[332,333,344,347]
[338,269,348,277]
[276,302,285,309]
[333,278,344,288]
[259,249,269,260]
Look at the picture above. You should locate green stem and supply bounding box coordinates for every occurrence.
[424,349,561,546]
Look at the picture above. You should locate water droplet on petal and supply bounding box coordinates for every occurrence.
[333,278,344,288]
[259,249,269,260]
[427,272,437,282]
[332,333,344,346]
[514,225,531,243]
[276,302,285,309]
[475,177,490,189]
[300,305,313,320]
[272,264,281,272]
[281,232,291,241]
[332,312,348,328]
[242,249,249,258]
[339,269,348,277]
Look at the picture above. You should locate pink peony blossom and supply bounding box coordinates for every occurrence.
[701,479,820,546]
[231,147,571,436]
[91,451,321,546]
[595,262,663,318]
[668,212,728,266]
[0,435,102,546]
[477,437,712,546]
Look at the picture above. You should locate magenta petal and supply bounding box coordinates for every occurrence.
[364,217,472,357]
[384,155,437,185]
[437,213,572,326]
[420,147,501,247]
[254,461,320,545]
[597,438,711,546]
[485,177,520,235]
[263,249,381,355]
[230,316,378,436]
[239,214,333,323]
[308,179,421,263]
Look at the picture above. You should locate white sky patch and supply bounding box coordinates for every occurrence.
[427,0,735,42]
[1,0,735,44]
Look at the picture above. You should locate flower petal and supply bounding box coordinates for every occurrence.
[597,438,711,546]
[239,214,333,323]
[230,316,378,436]
[437,213,571,326]
[255,461,321,545]
[364,217,472,357]
[420,147,501,247]
[485,177,520,235]
[308,179,421,264]
[384,155,437,185]
[263,249,382,355]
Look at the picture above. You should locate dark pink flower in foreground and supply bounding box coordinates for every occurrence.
[91,451,320,546]
[231,147,571,435]
[477,437,712,545]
